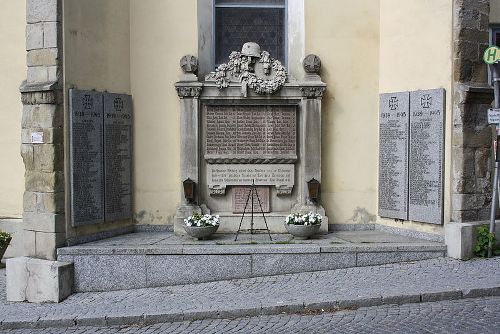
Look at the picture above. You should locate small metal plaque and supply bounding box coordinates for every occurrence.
[488,108,500,124]
[69,89,105,226]
[408,89,445,225]
[232,186,270,213]
[378,92,410,220]
[104,93,132,222]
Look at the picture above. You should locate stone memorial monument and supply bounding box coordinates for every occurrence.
[174,43,328,233]
[69,89,133,226]
[378,88,445,225]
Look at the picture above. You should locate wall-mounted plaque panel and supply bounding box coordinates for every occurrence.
[104,93,133,221]
[69,90,105,226]
[205,105,297,163]
[408,89,445,225]
[208,164,294,188]
[232,186,270,213]
[378,92,410,220]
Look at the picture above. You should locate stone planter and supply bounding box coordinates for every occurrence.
[0,237,11,267]
[285,224,321,240]
[183,225,219,240]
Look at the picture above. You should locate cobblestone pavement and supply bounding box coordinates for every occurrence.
[0,257,499,329]
[1,296,499,333]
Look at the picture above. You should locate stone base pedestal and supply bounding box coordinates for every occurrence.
[6,257,73,303]
[173,204,204,235]
[445,221,500,260]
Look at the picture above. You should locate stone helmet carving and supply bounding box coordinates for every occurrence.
[241,42,261,58]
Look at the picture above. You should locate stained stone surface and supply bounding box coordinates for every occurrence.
[69,89,105,226]
[409,89,445,225]
[104,93,132,222]
[204,105,296,163]
[378,92,410,220]
[232,186,270,213]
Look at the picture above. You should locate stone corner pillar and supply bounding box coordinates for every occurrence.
[451,0,494,223]
[173,55,204,234]
[19,0,65,260]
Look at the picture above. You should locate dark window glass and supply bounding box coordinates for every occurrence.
[495,31,500,46]
[214,5,286,66]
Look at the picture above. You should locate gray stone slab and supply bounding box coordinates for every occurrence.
[251,253,356,276]
[104,93,133,222]
[356,251,444,267]
[58,246,183,256]
[320,243,446,253]
[145,255,252,287]
[181,244,320,255]
[333,230,424,244]
[69,89,104,226]
[378,92,410,220]
[72,255,146,292]
[409,89,445,225]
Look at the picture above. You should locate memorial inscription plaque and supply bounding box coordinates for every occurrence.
[104,93,133,221]
[232,186,270,213]
[408,89,445,224]
[378,92,410,220]
[207,164,294,188]
[205,105,297,163]
[69,90,105,226]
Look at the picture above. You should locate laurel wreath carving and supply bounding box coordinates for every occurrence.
[208,51,287,95]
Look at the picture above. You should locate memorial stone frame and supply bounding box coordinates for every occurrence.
[174,49,328,233]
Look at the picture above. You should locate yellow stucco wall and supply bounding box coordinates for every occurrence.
[0,0,26,218]
[378,0,453,235]
[491,1,500,24]
[63,0,132,238]
[130,0,198,225]
[305,0,381,225]
[64,0,131,93]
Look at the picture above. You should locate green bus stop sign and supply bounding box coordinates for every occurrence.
[484,46,500,64]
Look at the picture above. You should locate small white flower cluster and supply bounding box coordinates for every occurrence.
[184,213,220,227]
[285,212,322,226]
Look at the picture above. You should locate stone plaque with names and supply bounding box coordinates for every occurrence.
[378,92,410,220]
[104,93,133,222]
[409,89,445,225]
[69,90,105,226]
[207,164,294,187]
[232,186,270,213]
[205,105,297,163]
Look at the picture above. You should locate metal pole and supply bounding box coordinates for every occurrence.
[489,63,500,257]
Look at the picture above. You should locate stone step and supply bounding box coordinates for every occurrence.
[57,231,446,292]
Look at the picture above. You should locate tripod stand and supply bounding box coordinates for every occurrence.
[234,180,272,242]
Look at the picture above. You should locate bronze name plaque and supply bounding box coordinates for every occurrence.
[205,105,296,163]
[232,186,270,213]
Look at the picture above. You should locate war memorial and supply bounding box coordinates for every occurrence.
[0,0,499,304]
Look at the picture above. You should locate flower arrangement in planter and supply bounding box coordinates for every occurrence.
[0,231,12,265]
[284,212,322,239]
[183,212,220,240]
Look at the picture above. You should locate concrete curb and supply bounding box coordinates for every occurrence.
[1,286,499,330]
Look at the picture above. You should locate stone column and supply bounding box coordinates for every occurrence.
[174,55,203,234]
[19,0,65,260]
[451,0,494,222]
[293,55,328,230]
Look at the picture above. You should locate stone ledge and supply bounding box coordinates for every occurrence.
[445,221,500,260]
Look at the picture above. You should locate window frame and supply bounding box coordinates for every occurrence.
[212,0,288,68]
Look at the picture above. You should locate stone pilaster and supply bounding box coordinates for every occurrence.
[451,0,494,222]
[19,0,64,260]
[174,56,204,234]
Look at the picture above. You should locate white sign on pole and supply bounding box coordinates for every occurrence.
[487,108,500,124]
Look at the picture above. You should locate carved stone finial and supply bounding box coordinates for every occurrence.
[303,54,321,74]
[180,55,198,74]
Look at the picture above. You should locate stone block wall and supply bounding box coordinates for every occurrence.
[452,0,494,222]
[19,0,65,260]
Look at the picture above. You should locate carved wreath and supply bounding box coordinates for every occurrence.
[208,51,287,95]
